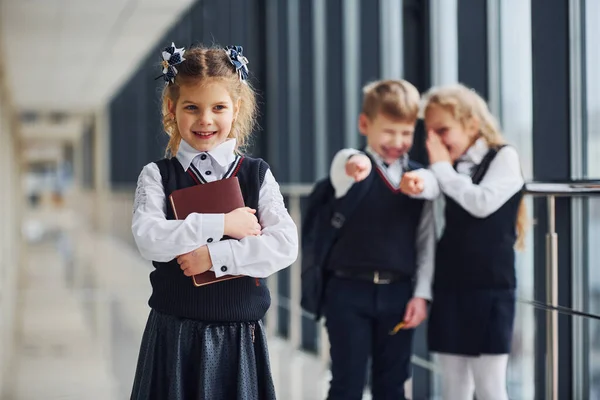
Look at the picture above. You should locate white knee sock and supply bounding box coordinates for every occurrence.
[471,354,509,400]
[437,354,475,400]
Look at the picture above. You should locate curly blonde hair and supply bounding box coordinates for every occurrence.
[161,45,257,156]
[423,83,529,251]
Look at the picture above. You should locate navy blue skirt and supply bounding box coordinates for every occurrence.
[427,289,515,356]
[130,310,276,400]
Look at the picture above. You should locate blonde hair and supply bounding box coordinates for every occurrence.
[161,45,258,156]
[362,79,420,122]
[423,83,528,251]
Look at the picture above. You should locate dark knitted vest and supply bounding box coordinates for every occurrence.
[148,155,271,321]
[434,146,523,290]
[327,160,426,277]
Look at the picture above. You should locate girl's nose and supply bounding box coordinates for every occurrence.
[197,110,212,125]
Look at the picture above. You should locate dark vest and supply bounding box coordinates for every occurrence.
[327,161,426,277]
[434,146,523,290]
[149,156,271,322]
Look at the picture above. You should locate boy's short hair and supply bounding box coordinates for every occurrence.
[361,79,420,122]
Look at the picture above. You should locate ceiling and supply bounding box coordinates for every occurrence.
[0,0,196,113]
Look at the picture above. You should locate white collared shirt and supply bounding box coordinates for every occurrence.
[329,147,436,300]
[429,138,525,218]
[131,138,299,278]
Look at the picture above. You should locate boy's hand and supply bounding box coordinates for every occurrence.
[426,131,451,164]
[403,297,428,329]
[345,154,372,182]
[177,246,213,277]
[400,171,424,195]
[224,207,261,240]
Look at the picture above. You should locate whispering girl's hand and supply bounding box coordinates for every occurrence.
[426,131,451,164]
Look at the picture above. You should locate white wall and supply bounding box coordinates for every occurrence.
[0,78,20,397]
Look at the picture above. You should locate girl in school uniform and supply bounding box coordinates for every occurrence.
[401,83,527,400]
[130,42,298,400]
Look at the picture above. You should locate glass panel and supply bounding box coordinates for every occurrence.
[586,0,600,397]
[498,1,535,399]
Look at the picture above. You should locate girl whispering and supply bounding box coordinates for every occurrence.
[402,83,527,400]
[130,42,298,400]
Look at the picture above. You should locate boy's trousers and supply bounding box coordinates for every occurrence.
[324,274,414,400]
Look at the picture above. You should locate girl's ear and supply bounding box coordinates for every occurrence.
[358,113,370,136]
[466,115,481,138]
[167,99,176,117]
[233,98,241,121]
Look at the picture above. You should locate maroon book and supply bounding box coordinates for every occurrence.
[169,177,245,287]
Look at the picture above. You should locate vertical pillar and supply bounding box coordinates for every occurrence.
[531,1,573,398]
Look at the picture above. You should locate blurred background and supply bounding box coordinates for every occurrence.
[0,0,599,398]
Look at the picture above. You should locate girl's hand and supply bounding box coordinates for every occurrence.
[402,297,428,329]
[426,131,451,164]
[224,207,262,240]
[345,154,372,182]
[177,246,212,276]
[400,171,425,195]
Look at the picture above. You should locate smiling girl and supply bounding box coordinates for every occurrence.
[130,43,298,400]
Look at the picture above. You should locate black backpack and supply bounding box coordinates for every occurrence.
[300,172,375,320]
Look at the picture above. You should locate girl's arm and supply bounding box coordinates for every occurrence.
[430,146,524,218]
[131,163,226,262]
[207,169,299,278]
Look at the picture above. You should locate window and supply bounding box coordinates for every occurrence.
[497,1,535,398]
[585,1,600,397]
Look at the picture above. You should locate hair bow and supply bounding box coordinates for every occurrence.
[225,45,249,81]
[159,42,186,83]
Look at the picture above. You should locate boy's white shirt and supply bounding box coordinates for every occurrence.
[429,138,525,218]
[131,138,299,278]
[329,146,435,300]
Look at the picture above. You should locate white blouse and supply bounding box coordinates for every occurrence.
[430,138,525,218]
[131,138,299,278]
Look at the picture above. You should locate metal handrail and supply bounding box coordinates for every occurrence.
[281,180,600,197]
[525,180,600,196]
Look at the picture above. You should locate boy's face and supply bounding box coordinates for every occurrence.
[358,112,415,164]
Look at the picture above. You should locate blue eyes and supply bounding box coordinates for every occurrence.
[183,105,227,111]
